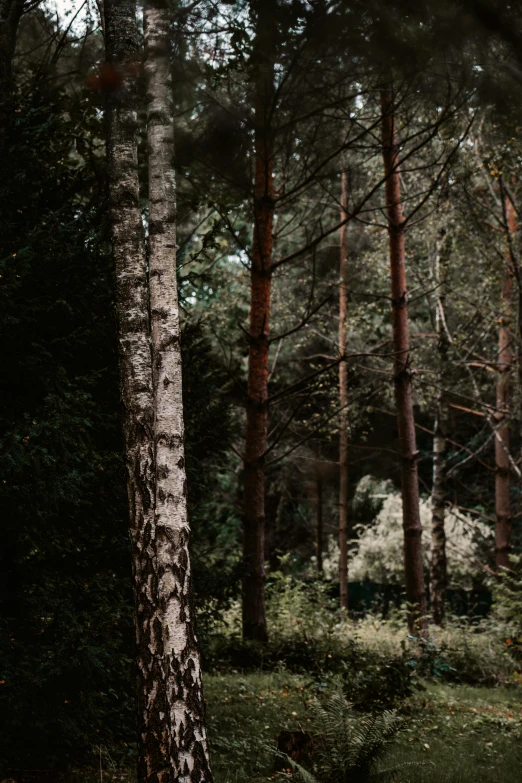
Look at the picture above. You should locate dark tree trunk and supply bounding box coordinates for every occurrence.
[381,88,427,633]
[242,0,276,642]
[315,476,323,576]
[339,170,349,610]
[0,0,25,235]
[430,387,449,626]
[495,196,515,571]
[430,237,449,626]
[0,0,24,145]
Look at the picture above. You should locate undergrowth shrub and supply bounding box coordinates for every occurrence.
[342,646,416,711]
[275,692,426,783]
[355,612,517,687]
[491,555,522,665]
[204,569,350,673]
[205,568,519,696]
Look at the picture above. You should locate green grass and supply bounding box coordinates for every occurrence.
[390,682,522,782]
[206,672,314,782]
[72,671,522,783]
[204,674,522,783]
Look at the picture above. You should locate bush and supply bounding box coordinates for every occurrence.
[347,487,492,590]
[342,646,416,711]
[491,555,522,665]
[275,692,425,783]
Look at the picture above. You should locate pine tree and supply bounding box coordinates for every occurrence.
[338,169,349,611]
[430,231,450,626]
[495,193,515,571]
[242,0,277,643]
[381,86,427,632]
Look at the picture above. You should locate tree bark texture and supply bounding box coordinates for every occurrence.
[430,237,449,626]
[144,1,213,780]
[338,170,349,610]
[242,0,276,642]
[105,1,212,780]
[104,1,158,777]
[495,196,515,572]
[381,88,427,632]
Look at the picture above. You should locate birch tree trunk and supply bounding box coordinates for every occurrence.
[495,196,515,572]
[105,2,212,779]
[144,1,213,779]
[242,0,276,642]
[381,87,427,633]
[103,0,158,776]
[338,170,349,611]
[430,236,449,626]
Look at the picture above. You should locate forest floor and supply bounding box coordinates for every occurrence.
[79,671,522,783]
[205,673,522,783]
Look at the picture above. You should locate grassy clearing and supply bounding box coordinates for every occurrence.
[72,672,522,783]
[205,674,522,783]
[71,603,522,783]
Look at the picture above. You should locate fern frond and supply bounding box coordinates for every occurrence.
[277,691,411,783]
[282,754,320,783]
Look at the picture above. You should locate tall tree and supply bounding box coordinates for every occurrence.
[242,0,277,642]
[104,9,157,752]
[338,169,349,610]
[381,87,427,632]
[105,0,212,778]
[495,193,516,571]
[144,0,213,779]
[430,231,450,626]
[315,471,324,576]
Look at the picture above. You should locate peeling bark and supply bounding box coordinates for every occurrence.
[495,196,515,572]
[103,0,157,775]
[242,0,276,643]
[430,237,449,626]
[105,1,211,779]
[339,170,349,611]
[381,88,427,633]
[144,1,212,779]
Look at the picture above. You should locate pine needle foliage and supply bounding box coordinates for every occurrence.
[278,693,426,783]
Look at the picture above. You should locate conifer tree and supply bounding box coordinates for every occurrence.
[381,86,427,631]
[495,194,516,571]
[430,230,450,626]
[338,169,349,611]
[242,0,277,642]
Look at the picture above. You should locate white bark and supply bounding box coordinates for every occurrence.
[144,1,213,780]
[104,0,155,615]
[105,1,211,780]
[104,2,160,779]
